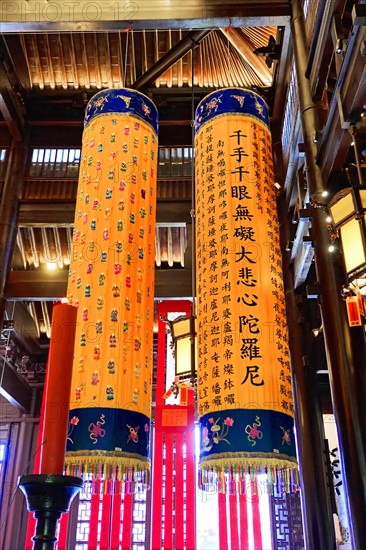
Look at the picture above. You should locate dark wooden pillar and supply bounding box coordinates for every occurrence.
[0,129,30,330]
[278,198,336,550]
[291,2,366,548]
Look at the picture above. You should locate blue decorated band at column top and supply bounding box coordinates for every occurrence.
[194,87,270,133]
[84,88,159,136]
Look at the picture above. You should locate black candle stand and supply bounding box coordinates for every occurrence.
[19,474,83,550]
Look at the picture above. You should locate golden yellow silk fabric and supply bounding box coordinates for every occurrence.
[67,113,157,417]
[195,115,293,419]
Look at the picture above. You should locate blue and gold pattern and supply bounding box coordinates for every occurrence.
[84,88,159,136]
[194,87,270,132]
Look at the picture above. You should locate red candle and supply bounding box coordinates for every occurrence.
[40,302,77,474]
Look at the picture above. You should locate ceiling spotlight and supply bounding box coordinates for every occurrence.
[325,215,332,223]
[328,244,336,253]
[321,190,329,198]
[46,262,57,271]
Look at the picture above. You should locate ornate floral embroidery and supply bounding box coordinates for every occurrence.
[203,94,222,116]
[127,424,139,443]
[245,415,263,446]
[141,103,151,117]
[93,94,109,112]
[231,94,245,108]
[201,417,234,452]
[88,414,106,444]
[67,416,79,444]
[280,426,291,445]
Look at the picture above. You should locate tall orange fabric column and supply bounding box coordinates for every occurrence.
[65,89,158,492]
[195,88,298,494]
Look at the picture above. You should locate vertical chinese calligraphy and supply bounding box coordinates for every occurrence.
[195,88,297,494]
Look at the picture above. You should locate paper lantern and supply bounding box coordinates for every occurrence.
[65,89,158,491]
[194,88,297,493]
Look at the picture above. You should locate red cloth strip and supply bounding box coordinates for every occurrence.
[56,513,69,549]
[175,432,185,549]
[100,493,112,548]
[110,491,122,548]
[251,480,263,550]
[218,492,229,550]
[151,430,164,549]
[239,492,249,549]
[229,493,239,550]
[164,432,174,549]
[88,492,100,548]
[121,493,133,550]
[185,391,196,550]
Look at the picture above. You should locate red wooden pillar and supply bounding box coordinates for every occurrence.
[152,300,195,550]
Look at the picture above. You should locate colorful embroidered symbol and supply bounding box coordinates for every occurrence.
[245,416,263,446]
[91,370,99,385]
[280,426,291,445]
[107,360,115,374]
[127,424,139,443]
[88,414,106,444]
[106,386,114,400]
[112,285,120,297]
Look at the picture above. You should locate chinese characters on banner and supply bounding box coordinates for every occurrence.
[65,89,158,492]
[195,89,298,493]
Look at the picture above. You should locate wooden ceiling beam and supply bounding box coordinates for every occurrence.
[6,267,193,300]
[1,2,291,31]
[18,199,192,225]
[2,35,31,91]
[0,91,22,142]
[220,27,272,85]
[0,44,26,140]
[317,16,366,183]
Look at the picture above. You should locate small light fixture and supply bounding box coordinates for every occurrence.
[321,190,329,198]
[46,262,57,271]
[312,326,323,338]
[170,315,197,381]
[328,244,336,253]
[325,215,332,223]
[328,187,366,281]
